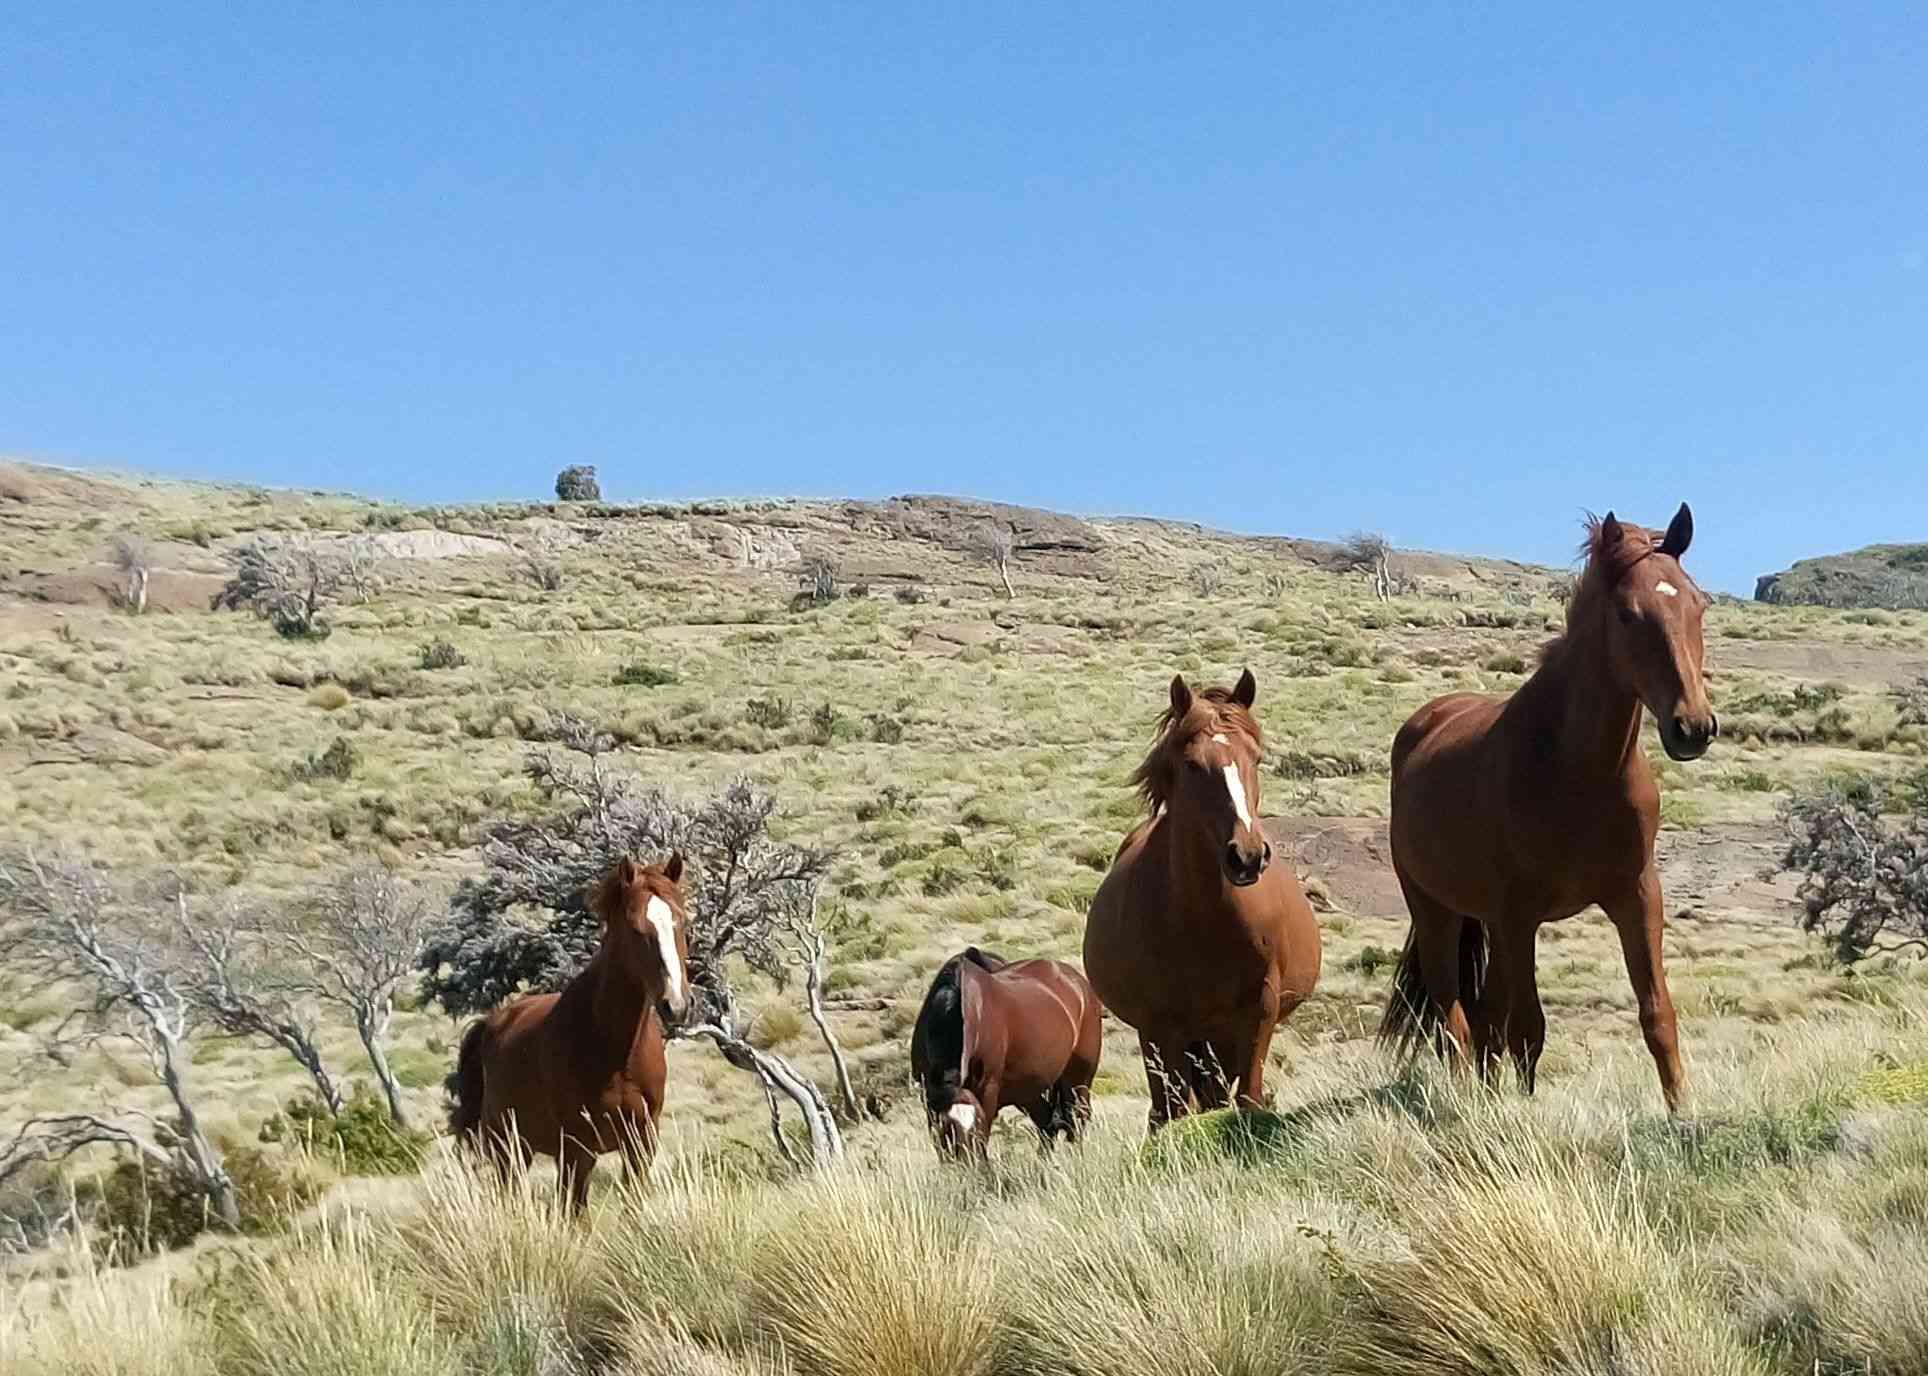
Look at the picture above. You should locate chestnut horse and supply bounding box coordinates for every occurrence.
[909,947,1103,1158]
[447,854,691,1210]
[1084,669,1323,1130]
[1380,505,1716,1111]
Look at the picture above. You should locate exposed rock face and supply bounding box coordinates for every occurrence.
[692,520,805,570]
[1754,544,1928,609]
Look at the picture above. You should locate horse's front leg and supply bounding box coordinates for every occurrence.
[1234,982,1283,1111]
[610,1101,658,1188]
[1604,869,1685,1114]
[558,1136,598,1216]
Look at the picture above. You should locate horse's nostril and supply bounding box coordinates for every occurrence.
[1709,712,1720,739]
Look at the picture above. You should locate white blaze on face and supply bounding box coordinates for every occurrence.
[946,1103,979,1135]
[1221,761,1253,829]
[1655,581,1679,598]
[645,895,684,1007]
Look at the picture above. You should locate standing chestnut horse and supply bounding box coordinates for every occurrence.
[1380,506,1715,1111]
[447,854,691,1210]
[909,947,1103,1158]
[1084,669,1323,1130]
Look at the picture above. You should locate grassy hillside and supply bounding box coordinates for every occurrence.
[4,458,1928,1372]
[1755,541,1928,610]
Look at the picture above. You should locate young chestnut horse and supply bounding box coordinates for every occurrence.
[1381,506,1716,1112]
[1084,669,1323,1130]
[447,854,691,1210]
[909,947,1103,1159]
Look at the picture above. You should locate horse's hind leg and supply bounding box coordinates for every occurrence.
[1488,922,1545,1092]
[1396,870,1476,1068]
[1185,1040,1235,1112]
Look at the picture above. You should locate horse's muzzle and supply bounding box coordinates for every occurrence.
[1660,711,1717,762]
[1224,840,1271,887]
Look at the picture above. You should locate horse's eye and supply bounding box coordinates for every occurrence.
[1616,605,1639,626]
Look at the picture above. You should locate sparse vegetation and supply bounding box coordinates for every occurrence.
[4,462,1928,1371]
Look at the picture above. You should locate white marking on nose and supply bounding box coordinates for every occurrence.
[946,1103,978,1134]
[1210,733,1229,745]
[1221,762,1253,829]
[645,895,684,1007]
[1656,581,1679,597]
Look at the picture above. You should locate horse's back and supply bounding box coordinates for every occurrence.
[978,958,1101,1096]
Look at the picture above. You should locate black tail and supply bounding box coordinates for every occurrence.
[908,948,1006,1111]
[1377,920,1488,1058]
[445,1019,489,1143]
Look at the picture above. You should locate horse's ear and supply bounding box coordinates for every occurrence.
[1659,502,1693,559]
[663,852,685,884]
[1232,667,1257,709]
[617,856,641,888]
[1169,674,1193,718]
[1599,511,1623,549]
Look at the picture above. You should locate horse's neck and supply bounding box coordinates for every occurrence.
[586,947,658,1047]
[1159,810,1240,910]
[1516,630,1644,782]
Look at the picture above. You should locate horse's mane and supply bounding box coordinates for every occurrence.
[1538,513,1661,668]
[1129,687,1264,815]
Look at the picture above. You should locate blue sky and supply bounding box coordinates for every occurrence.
[4,5,1923,593]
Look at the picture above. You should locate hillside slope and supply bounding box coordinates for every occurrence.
[1755,541,1928,609]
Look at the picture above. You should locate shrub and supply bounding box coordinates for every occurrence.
[612,662,678,688]
[90,1142,321,1260]
[258,1089,430,1176]
[855,785,917,822]
[554,465,601,502]
[1783,776,1928,963]
[1190,562,1222,597]
[745,696,792,730]
[866,713,906,744]
[418,637,466,670]
[1484,652,1529,674]
[294,736,361,782]
[894,585,927,605]
[809,702,844,744]
[309,683,351,712]
[749,1005,806,1050]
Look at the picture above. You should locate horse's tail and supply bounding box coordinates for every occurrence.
[445,1019,489,1144]
[1377,919,1488,1057]
[912,949,1000,1113]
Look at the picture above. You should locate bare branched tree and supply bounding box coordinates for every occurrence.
[0,853,237,1228]
[279,868,440,1127]
[797,553,839,608]
[171,894,345,1115]
[1782,776,1928,964]
[212,540,349,638]
[110,535,149,614]
[970,524,1017,599]
[1341,531,1395,602]
[421,722,849,1165]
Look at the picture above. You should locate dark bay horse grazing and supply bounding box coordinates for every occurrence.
[1381,505,1716,1112]
[1084,669,1323,1130]
[909,947,1103,1158]
[447,854,691,1210]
